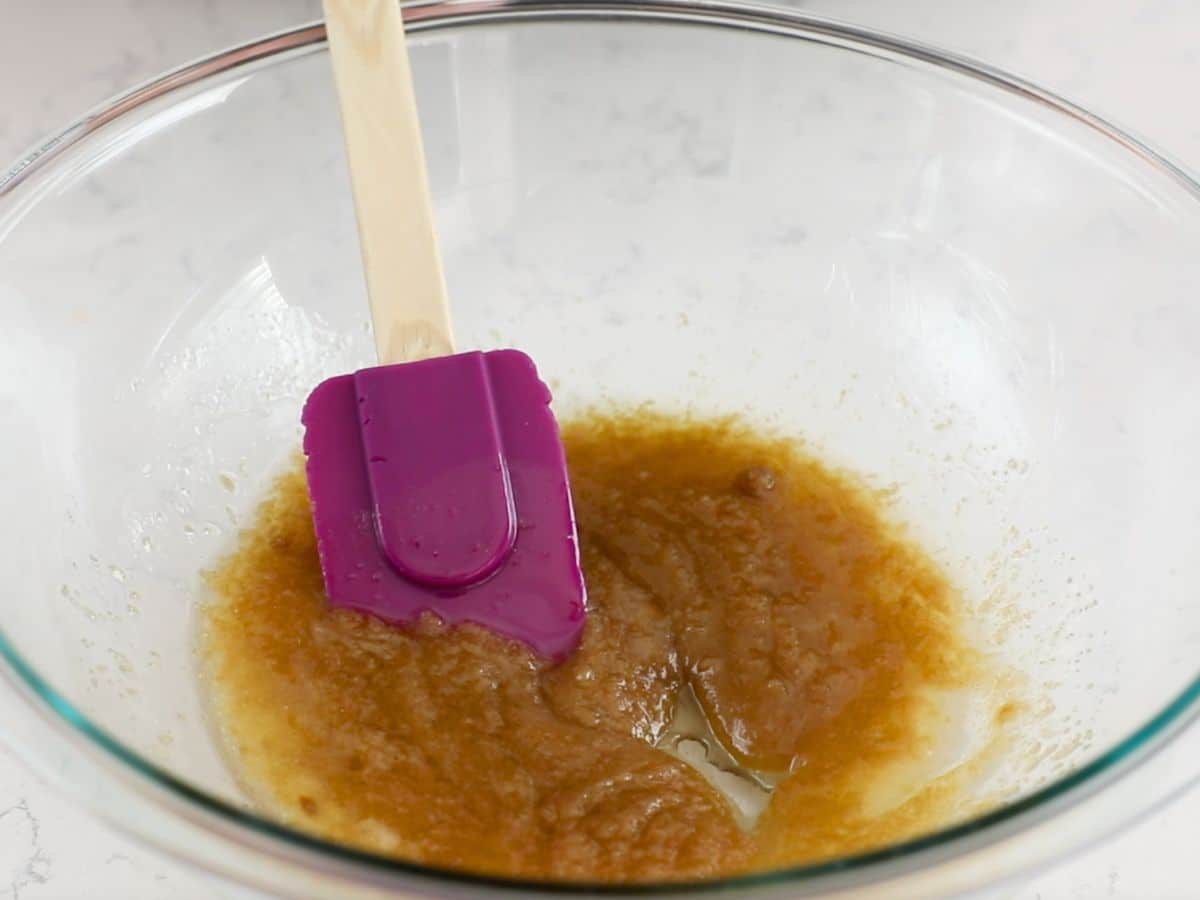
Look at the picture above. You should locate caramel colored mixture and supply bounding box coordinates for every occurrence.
[201,412,981,882]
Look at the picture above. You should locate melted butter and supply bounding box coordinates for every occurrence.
[200,410,992,882]
[657,686,776,829]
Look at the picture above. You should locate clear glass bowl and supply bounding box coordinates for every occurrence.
[2,2,1199,897]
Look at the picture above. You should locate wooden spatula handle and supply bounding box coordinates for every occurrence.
[323,0,455,365]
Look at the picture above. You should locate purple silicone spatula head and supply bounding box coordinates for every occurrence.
[302,350,587,661]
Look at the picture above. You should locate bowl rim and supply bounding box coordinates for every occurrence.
[2,0,1200,894]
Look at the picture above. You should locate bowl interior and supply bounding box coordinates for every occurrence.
[2,8,1200,887]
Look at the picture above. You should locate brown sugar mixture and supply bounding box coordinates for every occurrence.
[201,410,985,882]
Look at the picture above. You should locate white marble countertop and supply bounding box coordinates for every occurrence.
[1,1,1198,897]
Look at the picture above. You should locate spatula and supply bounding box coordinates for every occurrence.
[301,0,586,660]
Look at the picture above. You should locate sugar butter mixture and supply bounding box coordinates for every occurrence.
[201,411,998,881]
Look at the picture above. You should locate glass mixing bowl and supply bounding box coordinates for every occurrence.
[2,2,1199,897]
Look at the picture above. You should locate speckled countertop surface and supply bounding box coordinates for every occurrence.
[1,1,1198,897]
